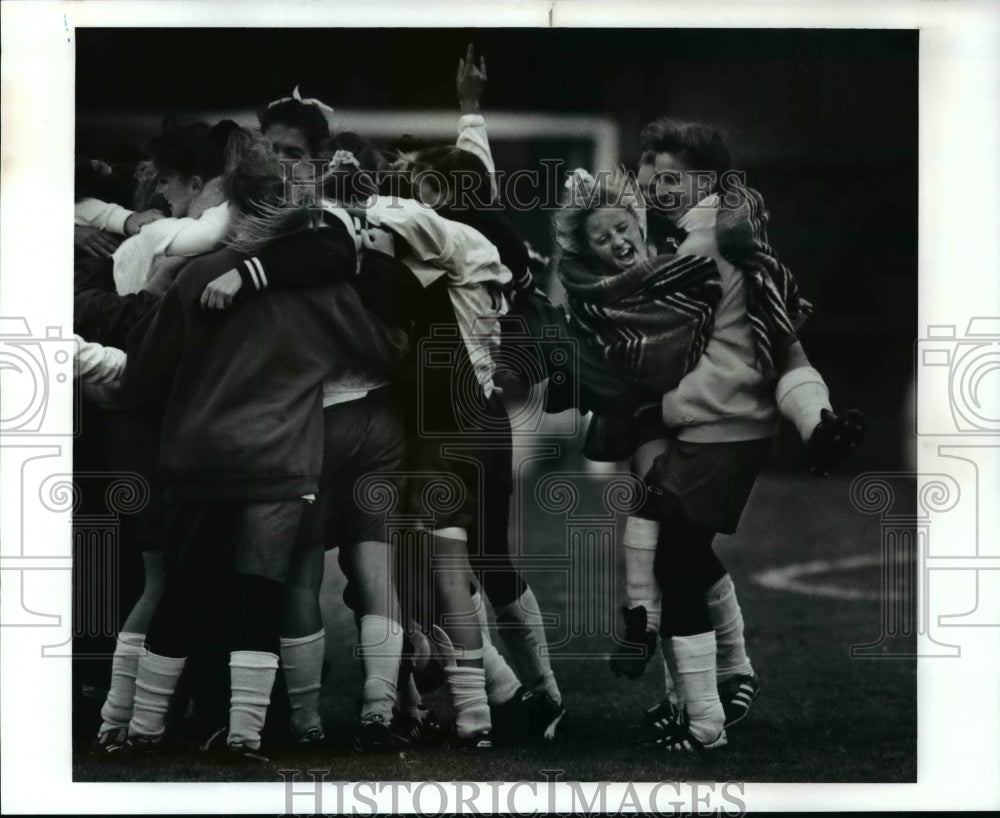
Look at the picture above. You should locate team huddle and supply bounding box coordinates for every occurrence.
[73,47,864,762]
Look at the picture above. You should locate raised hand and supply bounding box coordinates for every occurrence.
[457,43,487,114]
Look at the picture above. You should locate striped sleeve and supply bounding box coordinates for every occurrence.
[237,255,269,291]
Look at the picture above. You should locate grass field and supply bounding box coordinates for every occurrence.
[73,455,916,784]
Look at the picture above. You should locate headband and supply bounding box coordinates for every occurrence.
[268,85,335,118]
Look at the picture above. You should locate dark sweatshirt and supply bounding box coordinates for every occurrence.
[120,237,407,503]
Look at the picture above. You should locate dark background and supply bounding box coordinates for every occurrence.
[76,28,917,467]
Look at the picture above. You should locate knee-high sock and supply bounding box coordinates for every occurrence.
[776,366,832,443]
[129,649,187,741]
[494,587,561,704]
[280,629,325,738]
[472,591,522,706]
[358,614,403,722]
[445,666,492,738]
[99,631,145,735]
[623,516,661,632]
[228,650,278,750]
[433,624,490,738]
[669,632,725,743]
[706,575,753,680]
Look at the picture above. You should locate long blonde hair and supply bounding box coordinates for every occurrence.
[223,136,321,256]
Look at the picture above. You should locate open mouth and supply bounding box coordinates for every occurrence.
[613,244,637,265]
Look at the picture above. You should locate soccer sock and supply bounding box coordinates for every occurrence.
[128,650,187,741]
[98,631,145,735]
[494,587,562,704]
[775,366,832,443]
[228,650,279,751]
[670,632,725,744]
[445,665,492,739]
[472,591,522,706]
[279,628,325,738]
[706,575,754,681]
[623,516,661,633]
[433,624,491,738]
[358,614,403,722]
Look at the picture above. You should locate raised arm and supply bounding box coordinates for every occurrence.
[455,43,498,201]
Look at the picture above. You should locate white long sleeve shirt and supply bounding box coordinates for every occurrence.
[363,197,512,396]
[111,202,231,295]
[73,334,126,385]
[74,197,134,235]
[456,114,498,202]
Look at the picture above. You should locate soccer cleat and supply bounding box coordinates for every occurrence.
[490,687,534,742]
[717,674,760,728]
[116,734,163,758]
[226,742,270,763]
[609,606,658,679]
[296,726,327,747]
[528,691,567,741]
[648,708,727,752]
[89,727,128,758]
[353,713,401,754]
[448,730,493,751]
[807,408,865,476]
[644,698,681,731]
[391,707,445,748]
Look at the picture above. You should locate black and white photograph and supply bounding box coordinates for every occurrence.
[1,1,998,814]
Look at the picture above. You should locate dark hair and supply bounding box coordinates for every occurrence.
[147,119,237,181]
[320,131,382,205]
[413,146,493,210]
[639,118,733,180]
[259,99,331,157]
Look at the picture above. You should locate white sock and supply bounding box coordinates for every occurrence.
[659,650,679,706]
[228,650,279,750]
[433,624,491,738]
[280,629,325,738]
[494,587,562,704]
[358,615,403,722]
[472,592,522,706]
[444,665,491,738]
[670,632,725,744]
[775,366,832,443]
[706,575,754,681]
[129,649,186,741]
[623,516,661,632]
[99,631,145,735]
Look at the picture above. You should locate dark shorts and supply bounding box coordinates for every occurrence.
[402,389,513,533]
[297,387,407,549]
[100,408,165,553]
[164,498,308,583]
[639,436,771,534]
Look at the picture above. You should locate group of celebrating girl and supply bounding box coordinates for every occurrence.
[73,46,862,763]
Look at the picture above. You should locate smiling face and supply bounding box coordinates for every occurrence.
[584,207,648,273]
[154,170,200,217]
[637,151,710,222]
[263,123,316,183]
